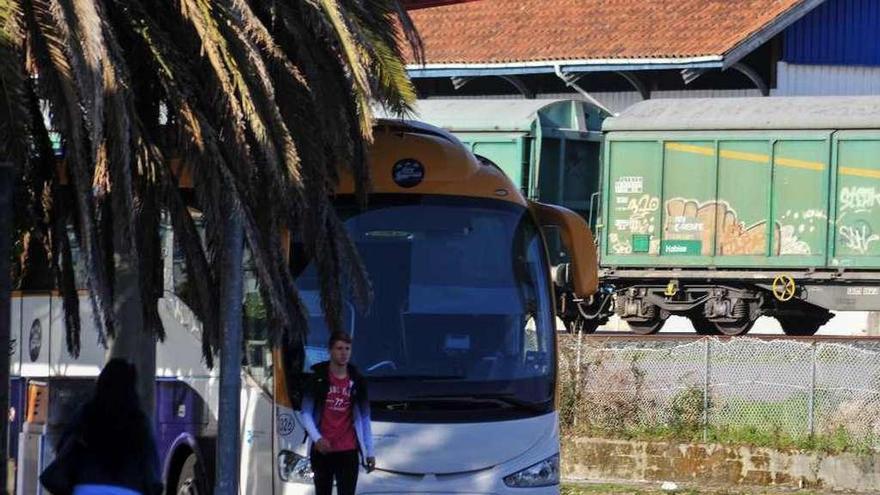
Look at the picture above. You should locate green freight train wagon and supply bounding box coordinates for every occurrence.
[402,99,608,234]
[596,96,880,336]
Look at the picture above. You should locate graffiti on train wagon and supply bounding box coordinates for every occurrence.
[609,176,661,254]
[663,198,767,256]
[645,198,819,256]
[839,186,880,213]
[621,194,660,234]
[837,187,880,255]
[609,195,660,254]
[777,209,821,256]
[839,222,880,255]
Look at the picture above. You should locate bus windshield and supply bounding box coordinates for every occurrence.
[291,195,556,420]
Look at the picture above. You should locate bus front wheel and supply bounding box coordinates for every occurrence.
[176,453,208,495]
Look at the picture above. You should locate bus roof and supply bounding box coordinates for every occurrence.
[603,96,880,132]
[336,120,527,206]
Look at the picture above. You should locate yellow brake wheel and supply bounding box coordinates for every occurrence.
[772,275,796,302]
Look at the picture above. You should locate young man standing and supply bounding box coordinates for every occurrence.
[300,331,375,495]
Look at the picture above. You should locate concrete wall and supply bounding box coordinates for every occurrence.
[563,437,880,492]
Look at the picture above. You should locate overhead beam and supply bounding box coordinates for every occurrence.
[450,75,535,98]
[615,71,650,100]
[730,62,769,96]
[499,75,535,99]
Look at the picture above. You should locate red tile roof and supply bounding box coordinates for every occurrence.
[401,0,480,9]
[408,0,810,64]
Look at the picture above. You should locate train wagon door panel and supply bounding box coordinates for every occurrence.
[831,131,880,267]
[558,137,601,215]
[660,141,717,263]
[770,135,831,266]
[603,139,663,264]
[714,140,773,265]
[455,133,529,191]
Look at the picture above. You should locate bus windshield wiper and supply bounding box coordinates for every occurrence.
[410,393,546,411]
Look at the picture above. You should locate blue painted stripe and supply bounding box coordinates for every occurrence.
[784,0,880,66]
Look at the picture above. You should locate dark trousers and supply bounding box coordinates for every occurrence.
[310,448,360,495]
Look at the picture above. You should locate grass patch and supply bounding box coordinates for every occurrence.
[562,380,878,454]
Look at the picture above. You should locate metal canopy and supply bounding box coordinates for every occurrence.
[603,96,880,132]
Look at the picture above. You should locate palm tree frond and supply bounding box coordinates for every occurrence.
[1,0,30,162]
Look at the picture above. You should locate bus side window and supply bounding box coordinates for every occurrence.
[243,249,273,391]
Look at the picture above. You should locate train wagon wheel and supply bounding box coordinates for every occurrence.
[626,317,664,335]
[689,315,720,336]
[712,318,755,336]
[777,317,821,336]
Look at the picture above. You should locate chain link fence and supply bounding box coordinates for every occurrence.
[559,335,880,452]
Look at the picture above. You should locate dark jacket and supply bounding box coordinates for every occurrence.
[299,361,374,463]
[40,409,163,495]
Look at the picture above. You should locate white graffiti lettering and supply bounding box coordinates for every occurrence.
[670,216,703,232]
[624,195,660,235]
[840,187,880,212]
[839,224,880,254]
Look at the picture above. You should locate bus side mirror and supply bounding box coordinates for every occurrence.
[530,202,598,298]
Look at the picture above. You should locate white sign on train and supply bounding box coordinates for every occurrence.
[846,287,880,296]
[615,176,644,194]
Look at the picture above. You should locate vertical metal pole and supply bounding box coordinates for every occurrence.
[215,206,244,495]
[808,343,817,438]
[557,137,567,205]
[703,338,711,442]
[0,162,13,494]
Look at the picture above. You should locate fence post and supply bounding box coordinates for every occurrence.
[703,338,711,442]
[808,342,817,438]
[573,328,584,427]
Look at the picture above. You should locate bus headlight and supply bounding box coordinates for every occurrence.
[503,454,559,488]
[278,450,313,483]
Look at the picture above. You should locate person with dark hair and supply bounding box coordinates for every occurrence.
[300,330,375,495]
[40,358,163,495]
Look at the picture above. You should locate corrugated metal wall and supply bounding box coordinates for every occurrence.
[784,0,880,66]
[776,61,880,95]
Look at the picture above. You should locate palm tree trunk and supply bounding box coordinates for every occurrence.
[0,161,14,494]
[106,230,156,417]
[215,207,244,495]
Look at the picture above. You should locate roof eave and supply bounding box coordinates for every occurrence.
[407,56,724,78]
[721,0,828,68]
